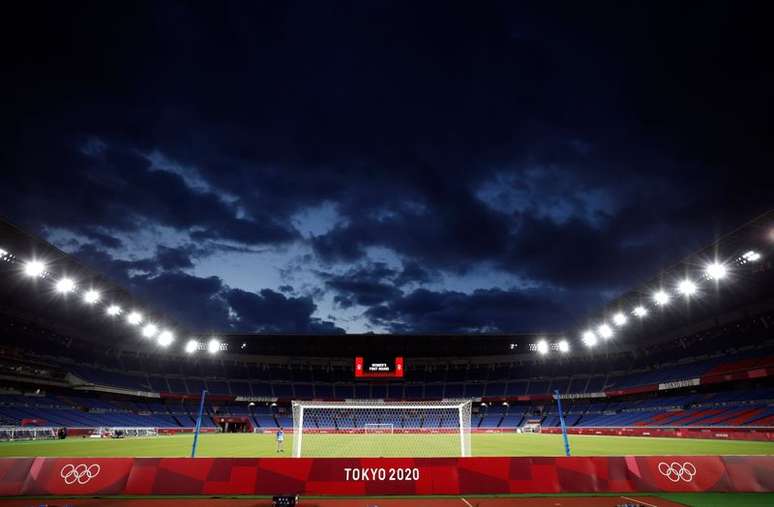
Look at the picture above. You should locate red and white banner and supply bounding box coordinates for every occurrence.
[1,456,773,496]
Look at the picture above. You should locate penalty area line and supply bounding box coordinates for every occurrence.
[460,497,474,507]
[619,495,658,507]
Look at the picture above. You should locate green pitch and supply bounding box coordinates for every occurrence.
[1,432,773,457]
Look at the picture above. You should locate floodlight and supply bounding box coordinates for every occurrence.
[705,262,727,280]
[582,330,597,347]
[557,339,570,353]
[742,250,761,262]
[536,339,549,355]
[677,279,697,296]
[55,278,76,294]
[141,323,158,338]
[612,312,628,326]
[207,338,221,354]
[185,339,199,354]
[632,306,648,318]
[127,311,143,325]
[24,260,45,277]
[0,248,6,257]
[653,290,670,306]
[83,289,101,304]
[106,305,122,316]
[597,323,613,340]
[248,402,256,407]
[157,330,174,347]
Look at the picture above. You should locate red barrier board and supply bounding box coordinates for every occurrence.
[540,427,774,442]
[2,456,773,496]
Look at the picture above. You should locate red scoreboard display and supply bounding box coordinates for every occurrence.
[354,356,404,378]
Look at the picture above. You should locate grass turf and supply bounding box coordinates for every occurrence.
[1,432,773,457]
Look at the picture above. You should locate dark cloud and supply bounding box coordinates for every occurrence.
[69,245,343,333]
[2,1,773,333]
[365,287,601,334]
[395,261,435,287]
[0,139,298,247]
[80,228,124,250]
[320,263,403,308]
[130,272,228,331]
[225,288,344,334]
[156,246,195,271]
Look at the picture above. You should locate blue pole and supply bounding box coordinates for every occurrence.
[191,389,208,458]
[554,389,571,457]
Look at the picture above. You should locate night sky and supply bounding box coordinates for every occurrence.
[2,1,772,335]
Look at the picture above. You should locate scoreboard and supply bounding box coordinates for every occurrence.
[354,356,404,378]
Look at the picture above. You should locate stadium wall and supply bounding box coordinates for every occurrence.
[2,456,773,496]
[540,426,774,442]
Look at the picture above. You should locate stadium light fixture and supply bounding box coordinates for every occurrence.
[141,323,158,339]
[0,248,6,257]
[742,250,761,262]
[597,323,613,340]
[23,260,46,277]
[157,330,174,347]
[557,339,570,353]
[536,339,549,355]
[582,330,597,347]
[127,311,143,325]
[612,312,628,327]
[705,262,727,280]
[185,339,199,354]
[677,279,697,297]
[653,290,670,306]
[207,338,221,354]
[106,305,123,317]
[632,306,648,318]
[83,289,101,305]
[55,278,76,294]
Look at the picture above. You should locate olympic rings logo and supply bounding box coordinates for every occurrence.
[60,464,101,485]
[657,461,696,483]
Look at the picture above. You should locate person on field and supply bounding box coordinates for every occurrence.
[276,427,285,453]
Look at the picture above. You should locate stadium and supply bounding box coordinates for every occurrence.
[1,212,773,506]
[4,2,774,506]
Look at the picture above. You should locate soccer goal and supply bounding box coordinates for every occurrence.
[291,400,472,457]
[520,419,542,433]
[364,423,394,434]
[91,427,159,438]
[0,426,57,441]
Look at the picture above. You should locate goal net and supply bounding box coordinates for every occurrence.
[0,426,57,441]
[91,427,159,438]
[520,419,542,433]
[364,423,393,434]
[291,400,472,457]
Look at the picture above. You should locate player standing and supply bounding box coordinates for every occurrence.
[276,427,285,453]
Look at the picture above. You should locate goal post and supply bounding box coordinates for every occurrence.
[291,400,472,457]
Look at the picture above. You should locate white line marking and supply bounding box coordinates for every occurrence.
[460,497,474,507]
[620,495,659,507]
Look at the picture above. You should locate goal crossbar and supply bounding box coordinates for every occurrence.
[296,403,469,410]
